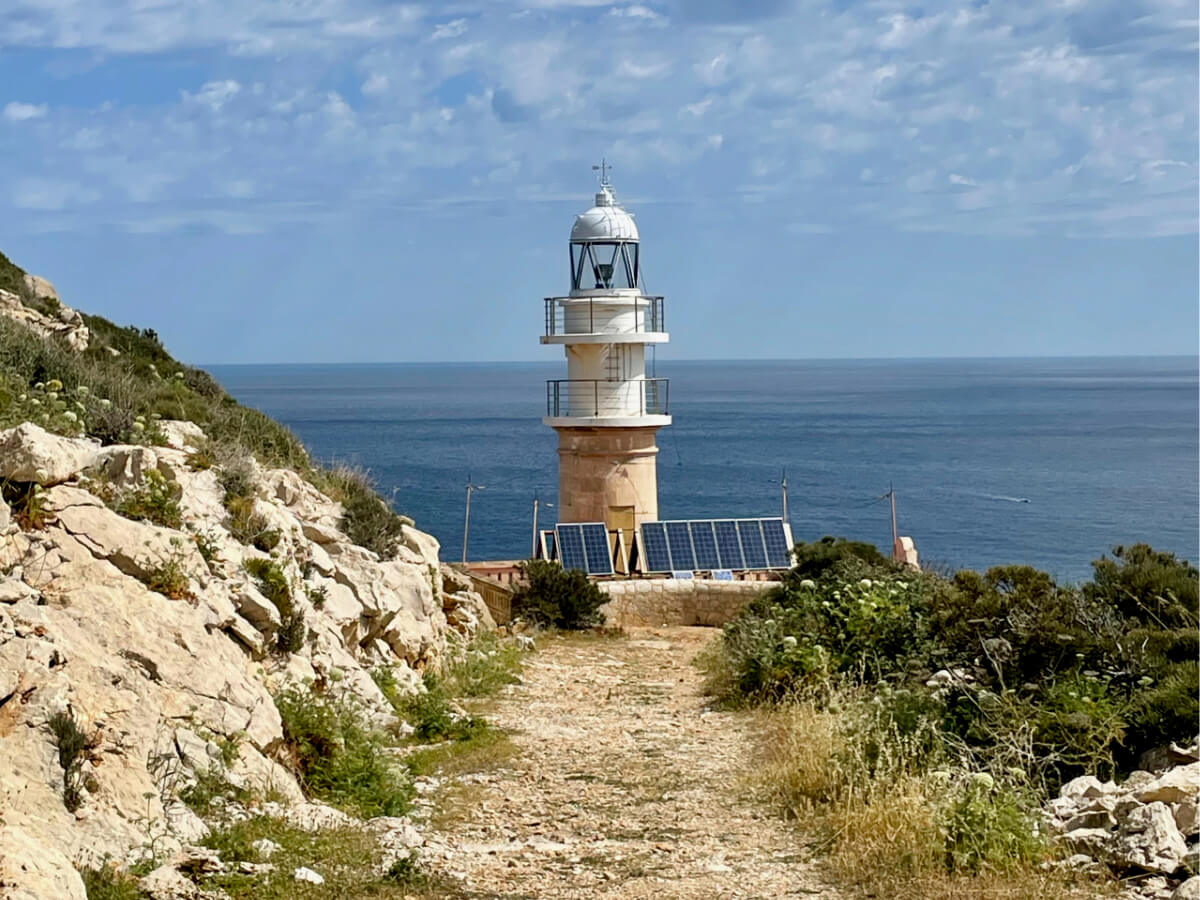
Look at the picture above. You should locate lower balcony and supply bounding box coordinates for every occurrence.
[544,378,670,427]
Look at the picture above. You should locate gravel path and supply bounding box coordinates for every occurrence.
[420,627,835,899]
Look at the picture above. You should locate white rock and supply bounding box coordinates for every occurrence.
[0,422,99,485]
[159,420,207,453]
[140,864,203,899]
[1175,798,1199,837]
[1115,801,1189,874]
[1174,878,1200,900]
[1061,775,1115,800]
[294,866,325,885]
[1136,764,1200,806]
[252,838,282,859]
[0,825,88,900]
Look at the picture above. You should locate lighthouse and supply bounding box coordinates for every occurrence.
[542,166,670,546]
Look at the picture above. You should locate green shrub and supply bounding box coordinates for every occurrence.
[274,684,413,817]
[789,536,896,580]
[942,775,1044,875]
[48,711,90,812]
[78,863,143,900]
[390,673,489,743]
[319,466,405,558]
[511,560,605,630]
[114,469,181,529]
[448,631,524,698]
[180,762,249,816]
[245,558,306,654]
[0,249,24,296]
[143,540,194,600]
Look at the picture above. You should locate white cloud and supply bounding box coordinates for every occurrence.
[949,173,978,187]
[431,19,467,40]
[3,101,47,121]
[361,73,389,95]
[185,80,241,112]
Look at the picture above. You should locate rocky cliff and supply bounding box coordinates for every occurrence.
[0,260,491,898]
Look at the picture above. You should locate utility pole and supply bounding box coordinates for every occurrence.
[781,468,790,527]
[888,483,899,550]
[531,495,552,560]
[462,475,485,564]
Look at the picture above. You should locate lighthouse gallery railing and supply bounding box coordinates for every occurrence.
[544,295,664,337]
[546,378,669,418]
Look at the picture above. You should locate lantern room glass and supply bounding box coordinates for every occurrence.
[571,242,639,290]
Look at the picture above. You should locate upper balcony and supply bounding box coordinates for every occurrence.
[542,295,667,345]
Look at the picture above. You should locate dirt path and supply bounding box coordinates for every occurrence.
[419,627,835,899]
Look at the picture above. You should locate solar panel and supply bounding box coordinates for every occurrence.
[556,524,587,573]
[665,521,695,571]
[581,523,614,576]
[761,518,791,569]
[639,522,672,573]
[713,520,744,570]
[738,519,769,570]
[690,521,721,569]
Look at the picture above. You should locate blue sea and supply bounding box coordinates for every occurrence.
[210,358,1198,584]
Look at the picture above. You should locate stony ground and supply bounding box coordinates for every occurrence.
[419,627,836,899]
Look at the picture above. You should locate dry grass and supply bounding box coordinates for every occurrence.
[749,703,1119,900]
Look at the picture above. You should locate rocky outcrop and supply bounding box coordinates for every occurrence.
[0,281,89,352]
[1050,751,1200,899]
[0,421,490,898]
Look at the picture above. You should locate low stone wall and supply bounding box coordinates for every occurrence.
[599,578,776,627]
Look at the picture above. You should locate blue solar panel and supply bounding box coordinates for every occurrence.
[738,520,769,569]
[640,522,672,573]
[690,521,721,569]
[665,521,695,571]
[713,520,744,570]
[581,523,614,576]
[556,524,587,572]
[761,518,791,569]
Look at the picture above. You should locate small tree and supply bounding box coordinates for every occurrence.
[512,560,606,630]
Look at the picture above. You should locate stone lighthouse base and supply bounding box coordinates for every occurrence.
[554,426,661,534]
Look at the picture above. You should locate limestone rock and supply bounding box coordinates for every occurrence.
[0,422,99,485]
[1174,878,1200,900]
[294,866,325,885]
[159,420,207,453]
[1115,802,1188,874]
[1137,764,1200,806]
[0,825,88,900]
[140,864,203,900]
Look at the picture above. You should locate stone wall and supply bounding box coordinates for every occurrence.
[599,578,776,627]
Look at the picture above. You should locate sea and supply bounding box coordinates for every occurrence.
[209,357,1199,585]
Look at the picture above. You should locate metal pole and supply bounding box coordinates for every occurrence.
[781,468,790,526]
[889,484,899,550]
[462,481,473,564]
[531,496,540,560]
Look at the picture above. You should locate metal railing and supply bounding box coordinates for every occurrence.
[546,378,669,418]
[544,295,664,337]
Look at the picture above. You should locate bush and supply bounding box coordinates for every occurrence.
[245,558,306,654]
[511,560,605,630]
[113,469,181,529]
[319,466,405,558]
[143,540,194,600]
[275,684,413,817]
[390,673,489,743]
[78,863,143,900]
[48,711,90,812]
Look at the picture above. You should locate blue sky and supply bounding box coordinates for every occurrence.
[0,0,1196,364]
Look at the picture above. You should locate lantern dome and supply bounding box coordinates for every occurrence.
[570,183,639,243]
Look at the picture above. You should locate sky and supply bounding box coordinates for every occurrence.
[0,0,1196,364]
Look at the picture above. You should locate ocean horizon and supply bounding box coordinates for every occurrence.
[211,355,1199,584]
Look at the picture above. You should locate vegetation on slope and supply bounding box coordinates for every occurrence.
[700,537,1197,899]
[0,249,409,554]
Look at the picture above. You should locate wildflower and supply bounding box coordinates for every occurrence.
[1137,676,1154,687]
[99,399,112,408]
[34,382,44,390]
[28,398,40,407]
[859,578,873,589]
[16,394,25,402]
[132,421,146,432]
[798,579,816,590]
[63,411,77,423]
[781,636,798,650]
[33,467,49,482]
[75,385,89,396]
[931,770,951,783]
[1007,767,1026,781]
[970,772,995,791]
[45,392,57,401]
[45,379,63,392]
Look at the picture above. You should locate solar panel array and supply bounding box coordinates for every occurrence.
[553,523,614,576]
[639,518,791,573]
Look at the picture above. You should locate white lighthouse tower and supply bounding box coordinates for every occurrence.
[542,165,670,543]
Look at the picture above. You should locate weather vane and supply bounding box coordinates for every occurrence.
[592,157,612,186]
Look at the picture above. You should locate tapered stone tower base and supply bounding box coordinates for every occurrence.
[554,426,661,532]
